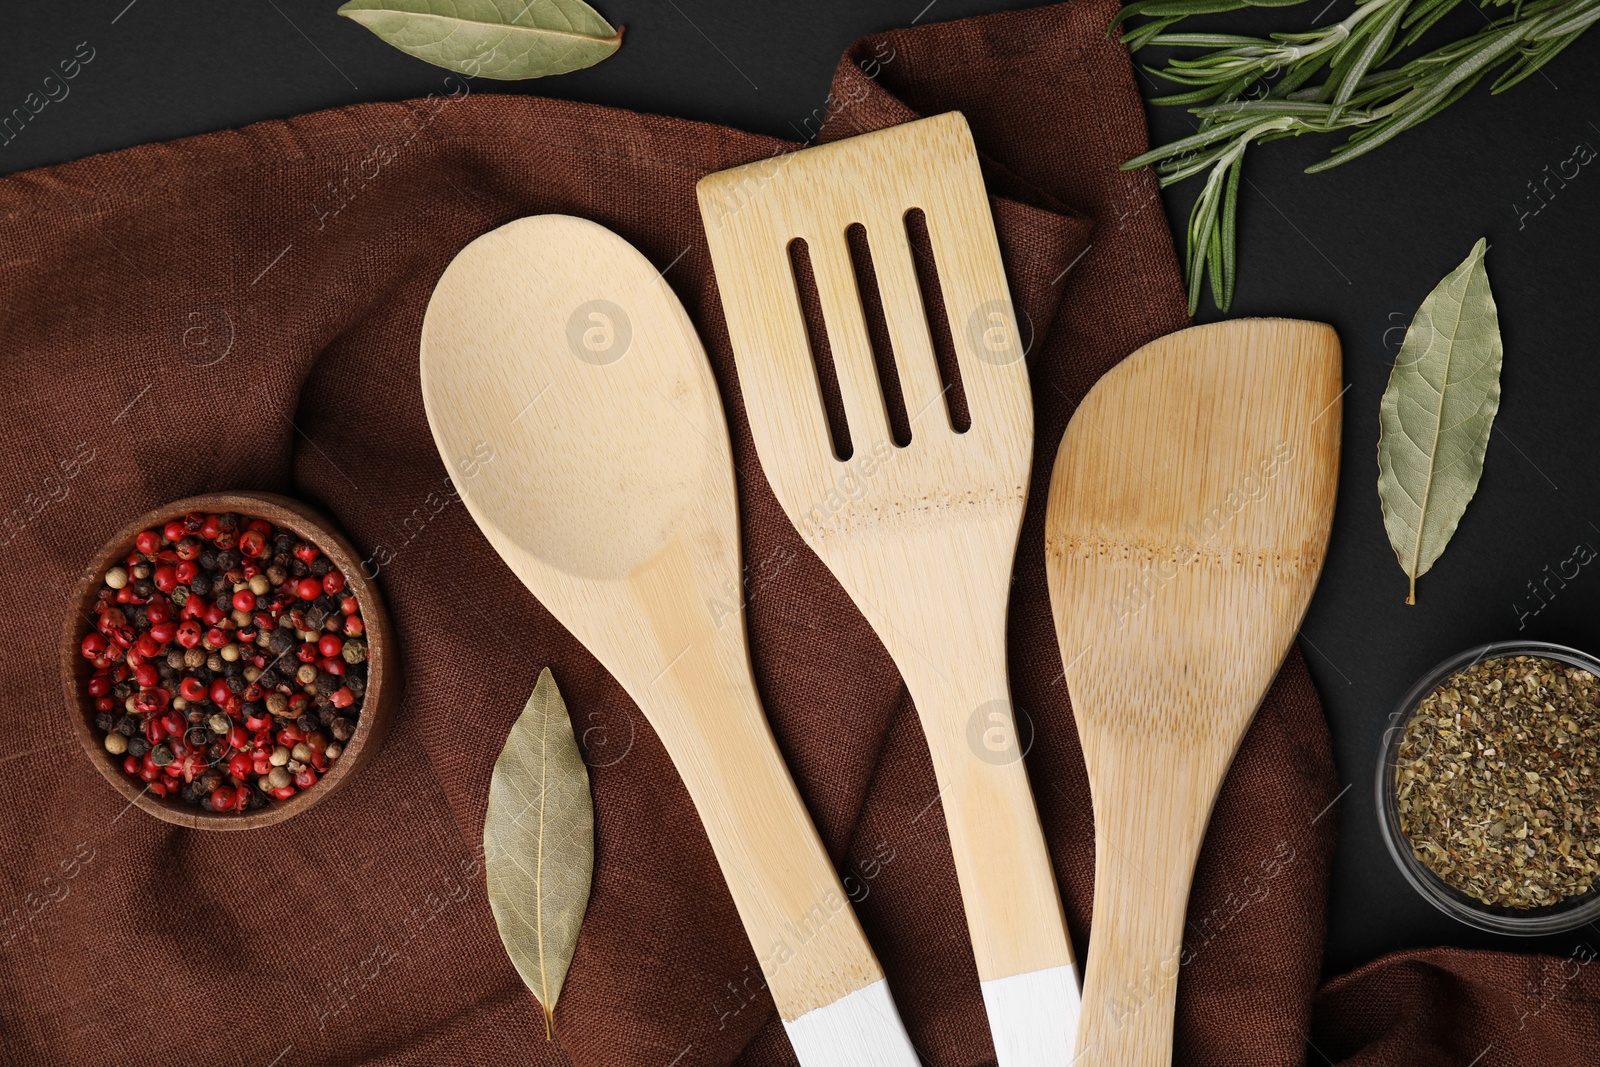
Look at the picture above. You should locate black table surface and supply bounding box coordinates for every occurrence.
[8,0,1599,981]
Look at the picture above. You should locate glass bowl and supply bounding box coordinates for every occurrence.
[1376,639,1600,935]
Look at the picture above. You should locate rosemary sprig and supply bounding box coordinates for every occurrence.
[1117,0,1600,313]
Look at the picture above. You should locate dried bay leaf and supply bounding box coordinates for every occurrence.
[1378,238,1503,604]
[338,0,622,81]
[484,667,594,1036]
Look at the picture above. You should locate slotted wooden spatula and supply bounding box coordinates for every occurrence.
[698,112,1080,1064]
[1044,319,1341,1066]
[420,215,920,1065]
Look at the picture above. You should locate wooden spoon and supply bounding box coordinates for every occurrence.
[1044,319,1341,1066]
[420,215,919,1064]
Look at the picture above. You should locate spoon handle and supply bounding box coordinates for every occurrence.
[625,555,917,1062]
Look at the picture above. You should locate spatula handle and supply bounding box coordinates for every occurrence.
[1074,747,1213,1067]
[898,658,1081,1064]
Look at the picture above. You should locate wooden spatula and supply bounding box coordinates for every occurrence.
[419,215,920,1065]
[1044,319,1341,1066]
[698,112,1081,1064]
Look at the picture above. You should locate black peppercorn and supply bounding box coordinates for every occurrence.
[274,531,294,551]
[94,711,115,733]
[310,555,332,578]
[199,549,218,572]
[330,717,355,741]
[258,669,281,689]
[218,513,239,532]
[127,735,150,758]
[225,675,245,694]
[242,701,264,721]
[290,559,309,578]
[157,662,176,680]
[315,670,340,693]
[179,783,198,805]
[216,549,240,572]
[112,681,134,701]
[150,743,174,767]
[345,673,366,698]
[185,727,209,748]
[267,631,294,655]
[199,796,215,812]
[190,572,212,597]
[317,705,336,726]
[132,578,154,598]
[116,714,139,737]
[296,713,319,734]
[131,606,149,629]
[196,770,222,794]
[247,788,268,810]
[305,607,330,629]
[207,740,228,761]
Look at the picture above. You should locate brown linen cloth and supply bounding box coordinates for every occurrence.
[1,2,1592,1064]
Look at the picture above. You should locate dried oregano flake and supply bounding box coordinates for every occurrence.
[1396,656,1600,909]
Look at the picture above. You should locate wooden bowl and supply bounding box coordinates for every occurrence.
[61,492,398,830]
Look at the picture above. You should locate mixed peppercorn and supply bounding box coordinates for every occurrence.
[81,511,368,813]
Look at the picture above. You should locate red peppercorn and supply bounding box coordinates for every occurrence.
[228,752,254,781]
[253,755,272,776]
[330,687,355,709]
[253,612,274,631]
[296,643,317,663]
[81,632,107,658]
[176,620,202,648]
[123,754,139,776]
[145,599,171,624]
[209,679,232,705]
[201,514,221,539]
[239,530,267,559]
[269,785,296,801]
[322,571,346,595]
[135,530,161,555]
[134,633,162,659]
[203,603,226,627]
[278,724,304,745]
[211,786,237,812]
[244,710,271,732]
[242,683,263,702]
[163,520,185,542]
[152,565,178,592]
[134,663,159,688]
[148,620,176,644]
[148,780,169,797]
[226,724,248,749]
[180,596,206,621]
[139,762,161,783]
[231,590,255,613]
[88,671,112,697]
[343,615,365,637]
[319,659,345,677]
[179,678,206,702]
[317,634,342,658]
[176,560,199,583]
[293,768,318,790]
[295,578,321,601]
[205,627,227,649]
[310,750,329,773]
[294,543,318,563]
[340,594,359,615]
